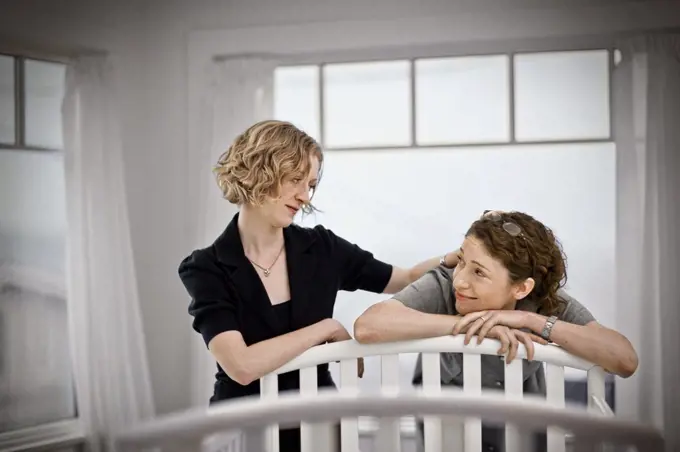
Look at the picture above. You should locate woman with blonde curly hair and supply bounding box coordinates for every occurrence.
[354,210,638,452]
[178,120,461,451]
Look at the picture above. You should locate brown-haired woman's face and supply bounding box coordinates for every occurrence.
[452,236,533,315]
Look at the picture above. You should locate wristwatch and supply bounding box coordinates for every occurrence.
[540,315,558,341]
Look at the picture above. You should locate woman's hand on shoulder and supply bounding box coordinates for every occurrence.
[441,249,461,268]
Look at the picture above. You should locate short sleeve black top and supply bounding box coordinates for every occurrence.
[178,212,393,402]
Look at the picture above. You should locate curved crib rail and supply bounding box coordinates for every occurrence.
[273,335,597,374]
[256,336,610,452]
[114,390,664,452]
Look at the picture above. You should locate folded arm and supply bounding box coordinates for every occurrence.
[354,299,544,362]
[209,319,343,386]
[355,267,461,342]
[454,309,639,378]
[354,299,461,343]
[526,314,638,378]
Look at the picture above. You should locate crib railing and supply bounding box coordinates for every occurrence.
[257,335,610,452]
[114,389,663,452]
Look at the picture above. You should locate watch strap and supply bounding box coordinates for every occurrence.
[541,315,558,341]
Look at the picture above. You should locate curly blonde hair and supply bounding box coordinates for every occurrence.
[213,120,323,211]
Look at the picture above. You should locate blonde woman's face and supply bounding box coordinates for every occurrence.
[263,155,320,227]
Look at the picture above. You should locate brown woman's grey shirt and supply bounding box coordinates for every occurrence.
[392,266,596,394]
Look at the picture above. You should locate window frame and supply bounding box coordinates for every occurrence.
[0,52,67,153]
[275,45,617,151]
[0,50,83,450]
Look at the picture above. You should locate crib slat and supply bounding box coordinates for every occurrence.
[586,367,615,452]
[422,352,442,452]
[340,359,360,452]
[376,354,401,452]
[300,366,335,452]
[546,363,566,452]
[504,358,524,452]
[441,417,465,452]
[587,366,606,413]
[463,353,482,452]
[261,374,279,452]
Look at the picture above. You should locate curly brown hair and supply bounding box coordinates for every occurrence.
[466,211,567,315]
[213,120,323,212]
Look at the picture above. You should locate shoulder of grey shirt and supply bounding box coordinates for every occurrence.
[391,265,455,315]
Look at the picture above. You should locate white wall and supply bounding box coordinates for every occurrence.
[1,0,679,416]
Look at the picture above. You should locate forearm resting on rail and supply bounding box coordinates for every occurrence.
[354,300,461,344]
[208,319,337,386]
[526,313,639,378]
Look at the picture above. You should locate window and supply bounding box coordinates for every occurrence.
[514,50,611,141]
[415,55,511,145]
[323,60,412,148]
[274,48,617,399]
[0,53,78,447]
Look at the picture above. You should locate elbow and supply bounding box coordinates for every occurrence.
[353,315,378,344]
[219,358,257,386]
[354,303,389,344]
[605,337,639,378]
[615,335,639,378]
[616,350,639,379]
[229,367,257,386]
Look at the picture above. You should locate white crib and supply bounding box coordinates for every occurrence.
[114,336,663,452]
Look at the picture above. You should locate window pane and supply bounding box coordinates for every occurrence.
[323,61,411,148]
[24,60,67,149]
[0,55,15,145]
[514,50,610,141]
[0,150,74,431]
[415,55,510,145]
[274,65,320,141]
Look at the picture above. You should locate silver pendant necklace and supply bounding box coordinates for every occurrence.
[248,244,284,277]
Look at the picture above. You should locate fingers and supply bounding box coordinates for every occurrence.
[516,330,535,362]
[454,314,549,364]
[528,333,549,345]
[476,313,498,344]
[495,326,510,356]
[507,330,519,363]
[452,311,488,336]
[465,317,485,345]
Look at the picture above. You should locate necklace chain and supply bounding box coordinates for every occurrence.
[247,244,285,277]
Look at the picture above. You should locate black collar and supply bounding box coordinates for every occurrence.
[213,212,316,267]
[212,212,318,332]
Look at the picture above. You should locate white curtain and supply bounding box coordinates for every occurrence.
[614,33,680,452]
[190,57,278,407]
[62,55,155,451]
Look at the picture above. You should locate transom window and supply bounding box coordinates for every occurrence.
[274,49,616,150]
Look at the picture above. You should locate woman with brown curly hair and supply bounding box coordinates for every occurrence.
[353,210,638,451]
[178,120,460,451]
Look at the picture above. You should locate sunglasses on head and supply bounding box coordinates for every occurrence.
[482,210,523,237]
